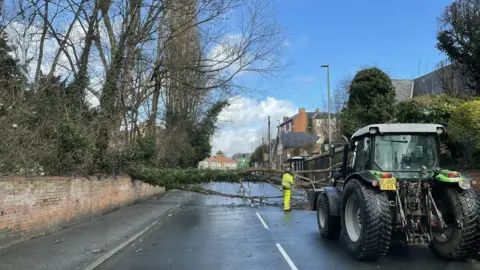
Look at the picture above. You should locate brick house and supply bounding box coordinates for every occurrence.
[274,108,338,169]
[275,131,319,169]
[198,151,237,170]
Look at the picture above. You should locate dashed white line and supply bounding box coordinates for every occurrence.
[255,212,297,270]
[256,212,269,229]
[276,243,298,270]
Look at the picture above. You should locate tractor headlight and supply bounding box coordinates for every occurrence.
[436,127,445,135]
[458,179,472,190]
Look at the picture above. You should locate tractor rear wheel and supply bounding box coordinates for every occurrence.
[317,192,340,239]
[340,179,392,261]
[429,186,478,260]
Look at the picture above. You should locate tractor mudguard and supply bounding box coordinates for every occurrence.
[435,170,462,183]
[345,171,378,184]
[320,186,342,216]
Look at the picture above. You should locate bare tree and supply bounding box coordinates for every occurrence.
[0,0,286,174]
[436,59,476,98]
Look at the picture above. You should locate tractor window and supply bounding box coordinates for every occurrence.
[373,134,439,172]
[353,137,370,172]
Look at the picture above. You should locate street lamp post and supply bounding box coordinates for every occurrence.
[321,64,332,168]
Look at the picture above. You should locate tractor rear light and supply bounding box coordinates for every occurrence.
[430,220,436,227]
[381,173,392,178]
[372,181,378,187]
[447,172,459,178]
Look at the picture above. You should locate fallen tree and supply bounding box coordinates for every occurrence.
[128,166,322,208]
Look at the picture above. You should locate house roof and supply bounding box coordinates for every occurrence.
[279,132,319,148]
[391,79,414,102]
[206,156,236,163]
[279,110,338,126]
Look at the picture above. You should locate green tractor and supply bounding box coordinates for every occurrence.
[316,123,479,261]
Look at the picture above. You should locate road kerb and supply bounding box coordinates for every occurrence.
[83,194,192,270]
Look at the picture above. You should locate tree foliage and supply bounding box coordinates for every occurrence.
[176,100,230,168]
[128,165,250,190]
[448,99,480,168]
[340,68,396,136]
[395,94,464,127]
[0,0,285,176]
[249,144,267,167]
[395,94,466,165]
[437,0,480,95]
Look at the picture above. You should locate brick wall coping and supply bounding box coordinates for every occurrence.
[0,175,132,181]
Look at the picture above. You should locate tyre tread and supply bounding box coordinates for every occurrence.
[342,179,392,261]
[433,188,478,260]
[317,193,340,240]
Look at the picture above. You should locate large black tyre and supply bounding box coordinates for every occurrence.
[476,189,480,256]
[317,192,340,239]
[340,179,392,261]
[429,186,479,260]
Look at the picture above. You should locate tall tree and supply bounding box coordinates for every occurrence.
[0,28,26,104]
[437,0,480,96]
[340,68,396,137]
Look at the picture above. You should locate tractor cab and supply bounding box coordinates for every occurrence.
[317,123,479,261]
[336,124,445,181]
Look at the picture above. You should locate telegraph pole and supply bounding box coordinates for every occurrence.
[268,116,271,169]
[321,64,332,168]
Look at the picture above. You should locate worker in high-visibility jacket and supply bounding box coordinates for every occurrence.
[282,167,294,211]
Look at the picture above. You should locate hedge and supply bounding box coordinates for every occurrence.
[395,94,464,128]
[448,100,480,168]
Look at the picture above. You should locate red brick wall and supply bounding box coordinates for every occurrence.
[0,176,164,248]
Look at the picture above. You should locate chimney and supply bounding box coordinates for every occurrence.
[293,108,308,132]
[283,116,289,122]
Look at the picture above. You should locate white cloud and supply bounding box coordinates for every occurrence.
[211,96,297,156]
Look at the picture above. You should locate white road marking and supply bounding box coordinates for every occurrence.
[256,212,269,229]
[276,243,299,270]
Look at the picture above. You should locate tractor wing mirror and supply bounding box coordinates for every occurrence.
[420,165,428,175]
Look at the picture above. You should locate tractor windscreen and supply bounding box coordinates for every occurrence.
[373,134,439,172]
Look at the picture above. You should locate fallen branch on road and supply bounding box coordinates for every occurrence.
[128,166,315,208]
[187,185,284,200]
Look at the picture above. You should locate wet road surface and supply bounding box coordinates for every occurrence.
[99,183,480,270]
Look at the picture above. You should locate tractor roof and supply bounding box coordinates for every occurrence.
[351,123,445,141]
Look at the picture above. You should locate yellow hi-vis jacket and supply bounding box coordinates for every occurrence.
[282,173,294,190]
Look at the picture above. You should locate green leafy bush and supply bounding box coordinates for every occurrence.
[54,121,96,175]
[395,94,467,167]
[448,100,480,168]
[128,135,157,166]
[395,94,464,127]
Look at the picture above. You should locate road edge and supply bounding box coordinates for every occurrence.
[83,193,192,270]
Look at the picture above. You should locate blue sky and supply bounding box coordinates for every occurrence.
[272,0,453,110]
[213,0,456,155]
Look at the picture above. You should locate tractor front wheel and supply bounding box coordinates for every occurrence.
[340,179,392,261]
[429,186,479,260]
